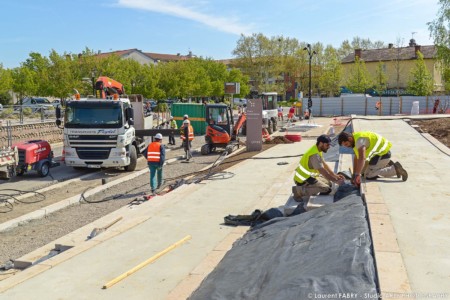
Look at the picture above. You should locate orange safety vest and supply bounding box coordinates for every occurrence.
[181,124,194,141]
[147,142,161,162]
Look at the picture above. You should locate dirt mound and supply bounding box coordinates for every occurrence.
[410,118,450,147]
[265,136,295,144]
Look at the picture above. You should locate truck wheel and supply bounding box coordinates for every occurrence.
[38,162,50,177]
[125,146,137,171]
[267,120,273,134]
[272,118,277,132]
[201,144,210,155]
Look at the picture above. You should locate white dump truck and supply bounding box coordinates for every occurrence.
[56,77,152,171]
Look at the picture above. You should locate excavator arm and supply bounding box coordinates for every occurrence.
[231,112,246,140]
[95,76,125,98]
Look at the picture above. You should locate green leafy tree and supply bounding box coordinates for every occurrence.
[233,33,296,96]
[373,61,388,96]
[346,57,373,93]
[0,64,13,105]
[428,0,450,65]
[407,51,434,96]
[12,66,38,102]
[47,50,80,100]
[319,46,342,97]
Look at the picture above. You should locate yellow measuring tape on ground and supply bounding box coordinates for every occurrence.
[102,235,192,289]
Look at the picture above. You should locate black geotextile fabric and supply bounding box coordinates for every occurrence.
[189,195,377,300]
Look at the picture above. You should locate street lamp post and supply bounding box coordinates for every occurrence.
[91,69,97,96]
[303,44,316,112]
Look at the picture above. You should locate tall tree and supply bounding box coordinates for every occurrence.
[346,57,373,93]
[0,64,13,105]
[428,0,450,65]
[233,33,301,96]
[11,66,38,102]
[373,61,388,96]
[319,46,342,97]
[407,51,434,96]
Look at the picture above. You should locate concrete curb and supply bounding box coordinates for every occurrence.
[0,146,236,233]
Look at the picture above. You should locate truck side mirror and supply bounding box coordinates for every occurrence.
[126,107,134,125]
[56,119,62,126]
[56,106,61,119]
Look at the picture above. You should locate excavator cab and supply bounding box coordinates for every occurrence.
[201,104,245,155]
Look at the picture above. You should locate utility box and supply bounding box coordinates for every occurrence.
[171,103,206,135]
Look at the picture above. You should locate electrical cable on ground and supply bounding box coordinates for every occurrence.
[0,189,46,213]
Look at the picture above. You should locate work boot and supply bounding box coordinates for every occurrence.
[394,162,408,181]
[292,186,304,202]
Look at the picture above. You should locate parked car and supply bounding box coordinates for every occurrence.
[0,103,3,111]
[233,98,247,107]
[16,97,55,113]
[52,99,62,106]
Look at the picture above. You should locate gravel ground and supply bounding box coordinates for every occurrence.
[0,135,281,269]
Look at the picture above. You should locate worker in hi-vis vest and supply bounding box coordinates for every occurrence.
[168,116,177,145]
[292,135,345,201]
[338,131,408,186]
[147,133,165,194]
[180,114,194,162]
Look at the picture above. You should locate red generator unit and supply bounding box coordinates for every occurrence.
[12,140,57,177]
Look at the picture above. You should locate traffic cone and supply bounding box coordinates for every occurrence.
[262,128,271,142]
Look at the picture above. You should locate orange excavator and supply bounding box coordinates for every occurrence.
[200,104,247,155]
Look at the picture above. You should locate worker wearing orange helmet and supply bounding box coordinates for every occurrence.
[147,133,165,194]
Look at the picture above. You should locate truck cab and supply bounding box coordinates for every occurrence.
[261,92,279,134]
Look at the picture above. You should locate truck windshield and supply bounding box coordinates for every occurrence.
[64,101,123,128]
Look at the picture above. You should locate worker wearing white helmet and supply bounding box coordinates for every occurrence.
[180,115,194,161]
[147,133,166,194]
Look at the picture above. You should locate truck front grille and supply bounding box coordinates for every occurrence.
[76,148,111,160]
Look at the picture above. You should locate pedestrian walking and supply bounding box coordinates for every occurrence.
[147,133,165,194]
[277,106,284,121]
[338,131,408,186]
[292,135,345,201]
[169,116,177,145]
[180,115,194,161]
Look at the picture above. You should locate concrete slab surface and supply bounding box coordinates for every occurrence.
[352,117,450,295]
[1,116,448,299]
[0,140,314,300]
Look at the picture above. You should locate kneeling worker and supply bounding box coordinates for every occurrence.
[147,133,165,195]
[338,131,407,186]
[292,135,345,201]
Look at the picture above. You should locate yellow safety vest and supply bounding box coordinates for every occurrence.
[353,131,392,161]
[293,145,322,184]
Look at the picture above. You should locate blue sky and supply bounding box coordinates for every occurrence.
[0,0,439,69]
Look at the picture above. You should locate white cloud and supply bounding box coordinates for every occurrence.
[117,0,253,35]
